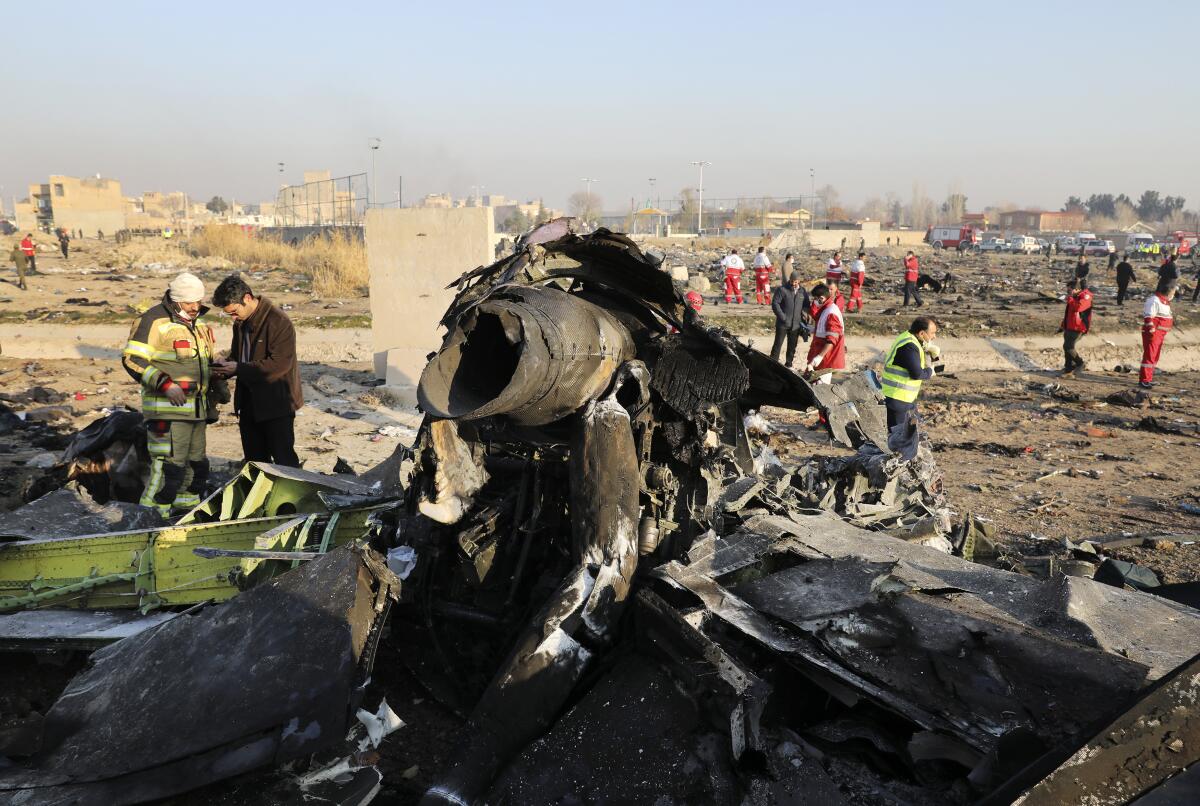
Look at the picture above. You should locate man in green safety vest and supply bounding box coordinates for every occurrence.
[879,316,943,459]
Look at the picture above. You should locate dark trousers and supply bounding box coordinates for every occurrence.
[885,400,920,461]
[770,324,803,367]
[903,281,923,306]
[60,243,68,258]
[1117,278,1130,305]
[1193,274,1200,302]
[238,394,299,467]
[26,254,36,273]
[1063,330,1084,370]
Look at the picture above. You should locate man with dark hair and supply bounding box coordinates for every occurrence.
[879,316,941,460]
[1158,252,1180,285]
[1060,278,1093,374]
[770,271,810,368]
[210,274,303,466]
[1074,254,1090,280]
[1116,252,1135,306]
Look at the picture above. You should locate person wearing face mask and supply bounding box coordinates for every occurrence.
[121,272,216,516]
[803,283,846,384]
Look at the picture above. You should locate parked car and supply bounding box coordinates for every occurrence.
[1037,238,1049,251]
[1083,239,1115,256]
[1010,235,1040,254]
[1056,236,1080,254]
[977,238,1008,253]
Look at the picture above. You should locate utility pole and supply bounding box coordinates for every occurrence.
[648,177,656,208]
[368,138,381,207]
[690,161,710,235]
[809,168,815,230]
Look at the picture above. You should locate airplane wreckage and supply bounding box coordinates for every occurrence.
[1,222,1198,805]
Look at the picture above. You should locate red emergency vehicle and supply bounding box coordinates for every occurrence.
[924,225,979,251]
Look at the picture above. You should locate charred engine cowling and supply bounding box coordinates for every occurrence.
[391,222,824,804]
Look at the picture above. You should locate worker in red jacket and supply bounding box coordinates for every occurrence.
[1059,278,1093,374]
[805,283,846,385]
[752,247,773,304]
[19,234,37,274]
[825,251,844,285]
[846,251,866,312]
[720,249,745,304]
[1139,279,1176,389]
[902,251,922,307]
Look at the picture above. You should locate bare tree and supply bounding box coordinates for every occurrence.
[568,191,603,224]
[1113,200,1138,229]
[906,183,935,229]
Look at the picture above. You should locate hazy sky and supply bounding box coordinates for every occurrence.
[6,0,1198,213]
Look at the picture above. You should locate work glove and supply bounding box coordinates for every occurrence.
[924,342,941,360]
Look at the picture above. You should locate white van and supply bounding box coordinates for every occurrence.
[1010,235,1040,254]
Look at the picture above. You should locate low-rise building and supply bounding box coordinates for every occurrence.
[997,209,1086,233]
[16,175,126,236]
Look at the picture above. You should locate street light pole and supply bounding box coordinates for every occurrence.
[690,161,710,235]
[580,178,598,222]
[809,168,815,230]
[368,138,381,207]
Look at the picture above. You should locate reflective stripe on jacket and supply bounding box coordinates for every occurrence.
[122,292,215,421]
[881,332,925,403]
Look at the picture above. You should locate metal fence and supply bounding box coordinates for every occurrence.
[598,195,829,236]
[274,173,369,228]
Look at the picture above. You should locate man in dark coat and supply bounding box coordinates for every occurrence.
[770,272,811,368]
[210,274,303,466]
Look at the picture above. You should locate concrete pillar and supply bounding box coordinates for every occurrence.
[365,207,495,400]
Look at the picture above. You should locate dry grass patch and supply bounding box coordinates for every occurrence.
[190,225,367,297]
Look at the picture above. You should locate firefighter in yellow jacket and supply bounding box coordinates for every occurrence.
[122,272,216,515]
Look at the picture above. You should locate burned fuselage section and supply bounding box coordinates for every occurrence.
[386,223,1200,804]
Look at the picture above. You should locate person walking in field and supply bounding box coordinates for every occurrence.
[1059,278,1093,374]
[9,244,28,290]
[1139,279,1175,389]
[19,234,37,274]
[720,249,746,304]
[902,251,922,307]
[1116,253,1135,306]
[770,272,810,368]
[846,251,866,312]
[752,246,773,305]
[826,251,844,285]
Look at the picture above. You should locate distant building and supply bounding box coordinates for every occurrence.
[15,175,125,236]
[997,209,1086,232]
[961,212,989,229]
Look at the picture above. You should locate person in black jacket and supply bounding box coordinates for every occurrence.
[1116,253,1135,306]
[769,272,810,368]
[1159,253,1180,285]
[210,274,304,467]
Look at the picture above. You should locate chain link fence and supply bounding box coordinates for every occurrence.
[600,195,829,236]
[274,173,368,228]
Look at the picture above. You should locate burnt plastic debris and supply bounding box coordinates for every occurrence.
[0,545,400,805]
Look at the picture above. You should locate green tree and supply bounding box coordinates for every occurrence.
[1136,190,1162,220]
[502,209,531,233]
[206,196,229,214]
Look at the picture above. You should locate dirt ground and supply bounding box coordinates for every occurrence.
[2,234,1197,570]
[0,234,370,328]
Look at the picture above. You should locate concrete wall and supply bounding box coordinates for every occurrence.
[366,207,495,398]
[770,222,884,253]
[880,229,927,247]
